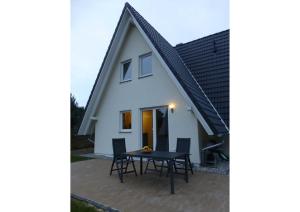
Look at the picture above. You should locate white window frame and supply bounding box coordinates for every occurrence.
[139,52,152,78]
[120,110,132,133]
[120,59,132,83]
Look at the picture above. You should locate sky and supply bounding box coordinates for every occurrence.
[71,0,229,107]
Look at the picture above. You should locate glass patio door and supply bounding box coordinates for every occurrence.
[141,107,169,150]
[155,107,169,151]
[142,110,153,149]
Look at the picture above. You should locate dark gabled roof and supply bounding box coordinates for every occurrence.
[126,3,228,135]
[175,30,229,127]
[81,3,229,135]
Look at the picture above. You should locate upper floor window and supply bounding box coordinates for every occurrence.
[121,59,132,82]
[139,53,152,77]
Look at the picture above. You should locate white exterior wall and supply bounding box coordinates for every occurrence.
[94,25,202,164]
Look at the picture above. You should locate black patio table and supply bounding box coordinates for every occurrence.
[120,150,189,194]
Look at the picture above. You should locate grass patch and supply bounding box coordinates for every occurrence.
[71,199,102,212]
[71,155,91,163]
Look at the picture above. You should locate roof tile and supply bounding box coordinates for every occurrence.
[175,30,229,127]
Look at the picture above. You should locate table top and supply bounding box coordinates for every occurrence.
[124,150,187,160]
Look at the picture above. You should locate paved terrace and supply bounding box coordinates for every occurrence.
[71,159,229,212]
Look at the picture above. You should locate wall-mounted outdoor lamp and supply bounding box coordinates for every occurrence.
[169,103,176,113]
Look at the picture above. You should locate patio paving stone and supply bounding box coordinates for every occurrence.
[71,158,229,212]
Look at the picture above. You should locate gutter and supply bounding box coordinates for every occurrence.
[201,140,224,151]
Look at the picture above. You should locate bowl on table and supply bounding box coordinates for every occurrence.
[142,146,152,153]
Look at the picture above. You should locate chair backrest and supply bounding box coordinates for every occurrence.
[156,136,169,152]
[112,138,126,157]
[176,138,191,154]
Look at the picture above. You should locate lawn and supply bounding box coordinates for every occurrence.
[71,199,103,212]
[71,155,91,163]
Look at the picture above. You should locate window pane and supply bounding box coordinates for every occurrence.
[141,54,152,76]
[122,111,131,129]
[156,107,169,151]
[142,110,153,149]
[122,61,131,81]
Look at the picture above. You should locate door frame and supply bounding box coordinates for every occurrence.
[139,105,169,149]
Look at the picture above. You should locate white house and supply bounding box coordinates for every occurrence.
[78,3,229,166]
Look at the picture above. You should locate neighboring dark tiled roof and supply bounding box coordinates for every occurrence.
[126,3,228,134]
[175,30,229,127]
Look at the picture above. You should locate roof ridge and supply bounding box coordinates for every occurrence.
[175,29,229,47]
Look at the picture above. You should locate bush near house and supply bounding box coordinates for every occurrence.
[70,94,94,152]
[71,135,94,150]
[71,94,85,135]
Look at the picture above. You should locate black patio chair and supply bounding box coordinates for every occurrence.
[173,138,193,175]
[144,137,169,176]
[109,138,137,179]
